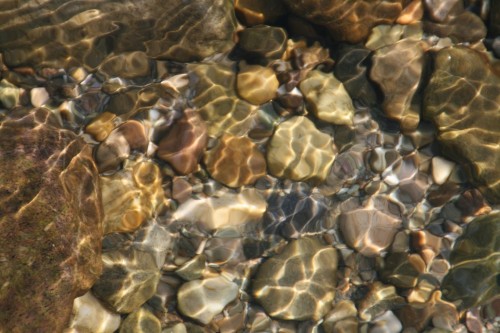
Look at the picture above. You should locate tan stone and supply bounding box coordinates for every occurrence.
[237,64,279,105]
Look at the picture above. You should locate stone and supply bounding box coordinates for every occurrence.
[0,78,22,109]
[234,0,286,26]
[99,52,151,79]
[339,196,402,257]
[177,275,239,325]
[173,189,267,231]
[441,212,500,310]
[237,64,279,105]
[157,109,208,175]
[267,116,336,182]
[322,300,358,333]
[431,156,455,185]
[370,311,402,333]
[68,291,121,333]
[120,307,161,333]
[188,63,258,137]
[370,38,425,131]
[85,112,118,142]
[92,246,161,314]
[204,134,267,188]
[100,159,165,234]
[358,282,405,321]
[424,0,463,22]
[0,108,103,332]
[282,0,403,43]
[238,25,287,60]
[30,87,50,107]
[424,47,500,203]
[0,0,236,68]
[253,237,338,320]
[396,0,423,24]
[378,253,424,288]
[299,70,354,126]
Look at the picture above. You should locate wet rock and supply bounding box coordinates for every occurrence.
[358,282,405,321]
[424,47,500,203]
[424,0,463,22]
[253,237,337,320]
[0,108,103,332]
[100,159,165,234]
[267,116,336,182]
[172,177,193,203]
[378,252,425,288]
[237,64,279,105]
[370,311,402,333]
[30,87,50,107]
[92,246,161,314]
[157,109,208,175]
[299,70,354,126]
[0,78,22,109]
[68,291,121,333]
[238,25,287,60]
[85,112,118,142]
[339,196,402,257]
[396,0,423,24]
[431,156,455,185]
[177,275,239,325]
[99,52,151,79]
[173,189,267,231]
[441,212,500,309]
[120,307,161,333]
[188,63,258,137]
[204,134,267,188]
[322,300,358,333]
[0,0,236,68]
[282,0,403,43]
[370,38,425,131]
[234,0,287,26]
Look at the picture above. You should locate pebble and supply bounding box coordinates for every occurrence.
[69,291,121,333]
[299,70,354,126]
[369,311,402,333]
[0,79,22,109]
[173,189,267,231]
[177,275,239,324]
[85,112,118,142]
[204,134,267,188]
[237,63,279,105]
[431,156,455,185]
[234,0,287,26]
[267,116,336,182]
[120,307,161,333]
[253,237,337,320]
[238,25,287,60]
[30,87,49,107]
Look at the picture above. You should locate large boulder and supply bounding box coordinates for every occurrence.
[0,0,236,69]
[0,108,103,332]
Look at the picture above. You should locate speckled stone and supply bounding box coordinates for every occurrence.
[253,237,337,320]
[119,307,161,333]
[69,291,121,333]
[237,64,279,105]
[299,70,354,126]
[424,46,500,203]
[177,275,239,324]
[157,109,208,175]
[267,116,336,182]
[204,134,267,188]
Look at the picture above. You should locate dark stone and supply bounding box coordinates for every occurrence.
[0,108,103,332]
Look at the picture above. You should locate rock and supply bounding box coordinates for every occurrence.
[204,134,267,188]
[424,46,500,203]
[378,252,425,288]
[299,70,354,126]
[370,311,402,333]
[94,120,149,173]
[424,0,463,22]
[282,0,403,43]
[0,78,22,109]
[99,52,151,79]
[238,25,287,60]
[120,307,161,333]
[85,112,118,142]
[173,189,267,231]
[322,300,358,333]
[92,246,161,314]
[431,156,455,185]
[0,0,236,68]
[177,275,239,325]
[338,196,402,257]
[188,63,258,137]
[237,64,279,105]
[0,108,103,332]
[157,109,208,175]
[267,116,336,182]
[100,159,165,234]
[68,291,121,333]
[30,87,50,107]
[358,282,405,321]
[253,237,337,320]
[235,0,286,26]
[370,38,425,131]
[441,212,500,309]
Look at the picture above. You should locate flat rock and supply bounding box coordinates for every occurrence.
[204,134,267,188]
[299,70,354,126]
[0,108,103,332]
[177,276,239,325]
[253,237,337,320]
[0,0,236,68]
[267,116,336,182]
[69,291,121,333]
[173,189,267,231]
[92,246,161,314]
[424,46,500,203]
